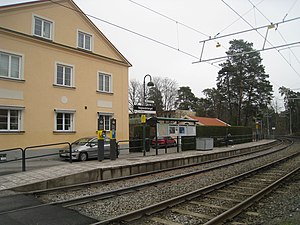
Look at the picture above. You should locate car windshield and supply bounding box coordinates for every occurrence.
[73,137,93,146]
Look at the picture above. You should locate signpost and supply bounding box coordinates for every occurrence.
[141,114,146,156]
[110,118,117,160]
[97,116,105,161]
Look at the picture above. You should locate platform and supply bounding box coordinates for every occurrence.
[0,140,276,192]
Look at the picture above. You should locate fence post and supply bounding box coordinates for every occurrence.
[22,148,26,171]
[165,139,167,154]
[68,142,72,163]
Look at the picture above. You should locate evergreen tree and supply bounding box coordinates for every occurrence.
[176,86,198,111]
[217,39,273,126]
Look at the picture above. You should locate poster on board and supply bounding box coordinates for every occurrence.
[169,125,178,136]
[157,124,168,137]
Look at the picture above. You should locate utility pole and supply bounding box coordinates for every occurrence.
[287,97,300,135]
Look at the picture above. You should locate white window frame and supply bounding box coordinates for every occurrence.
[0,50,23,80]
[97,72,112,93]
[54,109,75,132]
[0,105,24,132]
[32,14,54,40]
[98,112,113,131]
[54,62,75,87]
[77,30,93,51]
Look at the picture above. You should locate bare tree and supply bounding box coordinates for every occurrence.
[128,79,142,113]
[129,76,178,113]
[150,77,178,111]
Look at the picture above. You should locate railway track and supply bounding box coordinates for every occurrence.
[31,138,289,203]
[96,149,300,225]
[0,138,298,225]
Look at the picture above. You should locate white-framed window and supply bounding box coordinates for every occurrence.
[98,113,113,131]
[0,51,22,79]
[55,63,74,87]
[33,15,53,40]
[98,72,112,93]
[54,109,75,132]
[77,31,92,51]
[0,106,24,131]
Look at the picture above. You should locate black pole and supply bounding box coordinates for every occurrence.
[177,136,180,152]
[98,116,105,161]
[155,123,158,155]
[22,149,25,171]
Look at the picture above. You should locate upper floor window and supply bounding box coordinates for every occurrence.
[0,108,22,131]
[98,72,112,93]
[0,51,22,79]
[34,16,53,40]
[78,31,92,51]
[56,63,74,87]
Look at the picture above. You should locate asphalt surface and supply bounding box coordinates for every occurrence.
[0,194,97,225]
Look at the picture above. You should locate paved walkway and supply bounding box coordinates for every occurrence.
[0,140,274,191]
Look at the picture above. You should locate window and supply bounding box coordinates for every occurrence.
[34,16,53,40]
[98,72,112,93]
[56,63,74,87]
[98,114,112,131]
[78,31,92,51]
[0,108,22,131]
[55,110,75,132]
[0,51,22,79]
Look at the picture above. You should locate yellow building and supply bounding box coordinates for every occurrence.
[0,0,131,149]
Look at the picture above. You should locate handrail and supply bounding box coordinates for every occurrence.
[0,142,71,173]
[24,142,72,171]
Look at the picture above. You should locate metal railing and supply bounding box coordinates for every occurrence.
[117,137,196,156]
[0,142,71,173]
[0,135,255,175]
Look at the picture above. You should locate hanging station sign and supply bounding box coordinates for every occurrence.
[133,105,156,114]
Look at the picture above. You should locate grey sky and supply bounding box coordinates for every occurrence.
[1,0,300,109]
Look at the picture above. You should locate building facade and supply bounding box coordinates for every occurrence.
[0,0,131,149]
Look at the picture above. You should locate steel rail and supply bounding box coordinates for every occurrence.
[0,139,289,216]
[203,167,300,225]
[89,144,299,224]
[43,140,292,207]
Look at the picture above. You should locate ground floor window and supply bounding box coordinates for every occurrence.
[98,113,113,131]
[0,108,22,131]
[55,110,75,132]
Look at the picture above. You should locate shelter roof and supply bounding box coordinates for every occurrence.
[185,115,230,127]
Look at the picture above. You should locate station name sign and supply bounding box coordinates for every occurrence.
[133,105,156,114]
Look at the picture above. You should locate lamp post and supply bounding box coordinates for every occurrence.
[142,74,154,156]
[143,74,154,105]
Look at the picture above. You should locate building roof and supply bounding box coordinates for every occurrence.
[185,115,230,127]
[0,0,132,67]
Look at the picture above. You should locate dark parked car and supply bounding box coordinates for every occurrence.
[151,136,177,148]
[59,137,118,161]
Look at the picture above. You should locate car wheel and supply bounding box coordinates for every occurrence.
[79,152,88,161]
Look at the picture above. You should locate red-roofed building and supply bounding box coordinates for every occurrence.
[184,115,230,127]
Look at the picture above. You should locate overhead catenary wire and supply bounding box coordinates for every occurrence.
[216,0,265,36]
[248,0,300,65]
[128,0,209,38]
[199,16,300,44]
[48,0,222,69]
[221,0,300,79]
[193,41,300,64]
[128,0,228,55]
[283,0,299,21]
[47,0,201,60]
